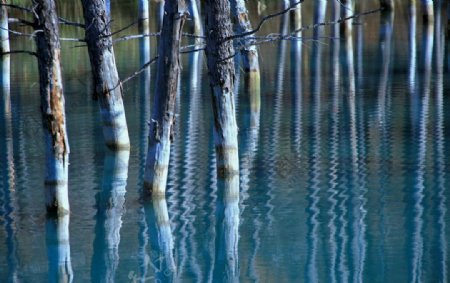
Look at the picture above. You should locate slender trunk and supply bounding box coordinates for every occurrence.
[34,0,70,215]
[409,0,417,89]
[204,0,240,179]
[313,0,327,37]
[380,0,394,11]
[230,0,260,92]
[421,0,434,23]
[144,0,187,195]
[81,0,130,150]
[1,0,9,55]
[46,215,73,283]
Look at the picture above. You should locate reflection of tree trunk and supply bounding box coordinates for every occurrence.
[144,0,187,195]
[213,174,239,283]
[46,214,73,283]
[433,8,447,280]
[408,21,433,283]
[290,0,301,155]
[188,0,202,36]
[146,197,176,282]
[34,0,70,214]
[380,0,394,11]
[91,150,129,283]
[81,0,130,150]
[421,0,433,23]
[204,0,239,180]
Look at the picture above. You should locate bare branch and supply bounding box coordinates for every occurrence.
[225,0,304,42]
[58,17,85,28]
[0,3,32,13]
[101,19,141,38]
[1,50,37,57]
[112,32,159,44]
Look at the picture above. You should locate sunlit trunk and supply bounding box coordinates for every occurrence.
[81,0,130,150]
[408,0,417,89]
[34,0,70,214]
[144,0,187,195]
[46,215,73,283]
[314,0,327,37]
[138,0,149,23]
[213,174,239,282]
[340,0,354,39]
[1,0,9,58]
[230,0,260,93]
[91,150,129,283]
[204,0,239,180]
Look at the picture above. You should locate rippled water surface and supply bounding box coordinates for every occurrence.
[1,1,450,282]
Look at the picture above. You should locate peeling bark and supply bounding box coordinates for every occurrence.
[204,0,240,179]
[81,0,130,150]
[33,0,70,215]
[144,0,187,196]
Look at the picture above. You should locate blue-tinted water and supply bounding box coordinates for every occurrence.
[1,1,450,282]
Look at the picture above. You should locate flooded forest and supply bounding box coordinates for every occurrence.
[0,0,449,282]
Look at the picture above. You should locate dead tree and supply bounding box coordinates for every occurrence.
[204,0,240,179]
[81,0,130,150]
[33,0,70,214]
[144,0,187,195]
[230,0,260,90]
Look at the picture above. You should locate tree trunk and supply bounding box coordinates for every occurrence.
[81,0,130,150]
[204,0,240,179]
[144,0,187,195]
[1,0,9,55]
[230,0,260,90]
[138,0,149,22]
[34,0,70,215]
[340,0,354,39]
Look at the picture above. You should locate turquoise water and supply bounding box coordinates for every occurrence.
[1,1,450,282]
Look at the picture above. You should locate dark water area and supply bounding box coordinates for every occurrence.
[1,1,450,282]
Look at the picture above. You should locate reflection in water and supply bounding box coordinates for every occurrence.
[145,196,176,283]
[0,43,19,282]
[408,20,433,283]
[91,150,129,283]
[46,215,73,283]
[433,6,447,282]
[213,174,240,283]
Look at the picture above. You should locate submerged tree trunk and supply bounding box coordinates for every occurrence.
[230,0,260,91]
[204,0,240,179]
[46,215,73,283]
[144,0,187,195]
[34,0,70,215]
[81,0,130,150]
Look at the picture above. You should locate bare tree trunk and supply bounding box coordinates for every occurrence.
[138,0,149,22]
[230,0,260,91]
[340,0,354,39]
[1,0,9,56]
[144,0,187,195]
[34,0,70,215]
[81,0,130,150]
[204,0,240,179]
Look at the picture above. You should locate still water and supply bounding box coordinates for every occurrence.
[1,1,450,282]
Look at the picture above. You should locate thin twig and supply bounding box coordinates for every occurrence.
[224,0,304,42]
[58,17,85,28]
[112,32,159,44]
[1,50,37,57]
[0,3,32,13]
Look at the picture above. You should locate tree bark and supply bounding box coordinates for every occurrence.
[144,0,187,195]
[33,0,70,215]
[230,0,260,82]
[81,0,130,150]
[204,0,240,179]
